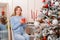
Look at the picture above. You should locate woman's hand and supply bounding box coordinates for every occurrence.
[20,18,26,24]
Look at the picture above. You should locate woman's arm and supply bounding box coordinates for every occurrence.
[22,24,27,30]
[21,17,27,29]
[10,17,21,30]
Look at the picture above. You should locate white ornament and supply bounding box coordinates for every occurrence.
[51,0,54,3]
[45,19,49,23]
[49,30,53,34]
[43,33,46,36]
[48,11,52,16]
[54,1,59,6]
[48,36,52,40]
[34,21,40,27]
[48,12,51,16]
[52,19,58,25]
[43,10,47,14]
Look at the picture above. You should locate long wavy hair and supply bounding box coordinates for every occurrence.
[12,6,22,16]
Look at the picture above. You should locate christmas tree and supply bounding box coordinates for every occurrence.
[35,0,60,40]
[38,0,60,24]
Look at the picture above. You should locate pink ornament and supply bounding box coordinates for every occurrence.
[50,3,54,6]
[42,0,46,2]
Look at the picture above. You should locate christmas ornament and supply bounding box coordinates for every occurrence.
[45,19,48,23]
[48,12,51,16]
[42,33,47,40]
[42,0,46,2]
[34,21,40,27]
[54,1,59,6]
[43,4,49,8]
[21,18,26,23]
[52,19,58,25]
[45,12,48,16]
[51,0,55,3]
[49,30,53,34]
[43,36,47,40]
[47,36,53,40]
[53,9,57,13]
[50,3,54,6]
[47,21,51,25]
[43,9,47,14]
[43,33,46,37]
[45,19,50,25]
[48,10,52,16]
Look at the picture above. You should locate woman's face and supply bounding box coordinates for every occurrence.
[16,8,22,16]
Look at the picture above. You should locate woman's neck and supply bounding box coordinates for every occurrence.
[16,15,19,16]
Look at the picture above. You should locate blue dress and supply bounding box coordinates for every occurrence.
[10,16,30,40]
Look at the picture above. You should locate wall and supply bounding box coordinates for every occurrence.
[0,0,13,17]
[0,0,43,22]
[27,0,43,22]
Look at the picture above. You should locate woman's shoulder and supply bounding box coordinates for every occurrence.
[11,16,18,18]
[10,16,15,20]
[10,16,25,19]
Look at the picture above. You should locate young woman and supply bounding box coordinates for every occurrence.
[10,6,30,40]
